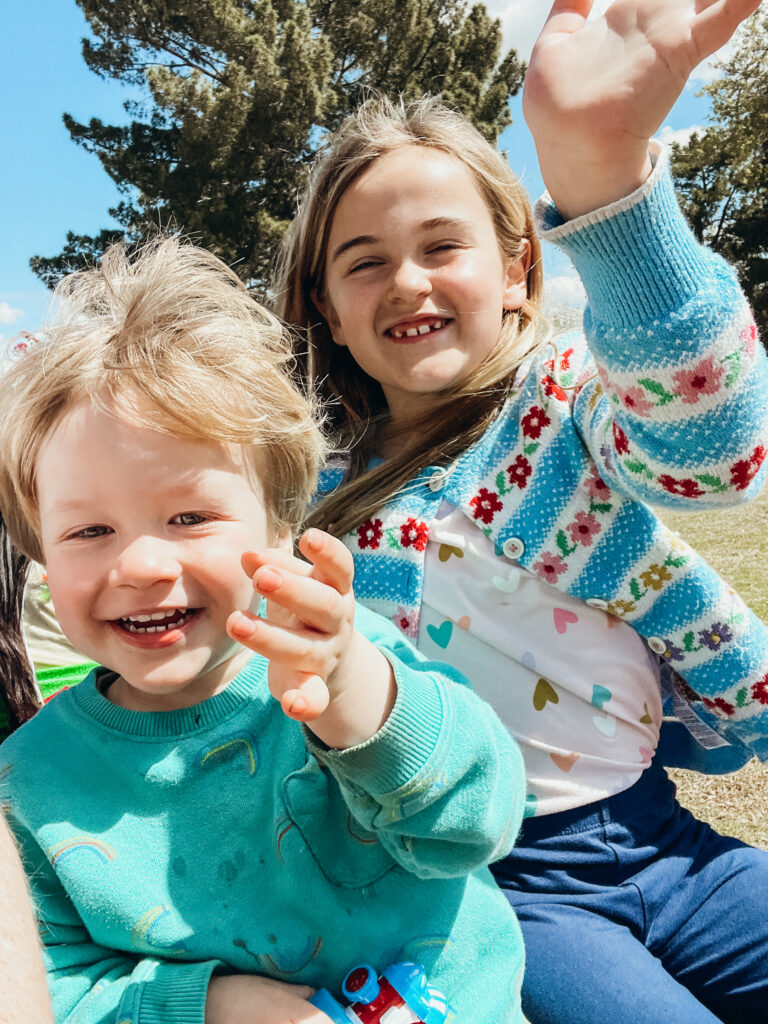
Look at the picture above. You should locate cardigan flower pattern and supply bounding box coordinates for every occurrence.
[319,147,768,762]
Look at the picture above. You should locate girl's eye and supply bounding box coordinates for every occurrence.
[172,512,209,527]
[347,258,382,274]
[69,525,111,540]
[428,241,465,254]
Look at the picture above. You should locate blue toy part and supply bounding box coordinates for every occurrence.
[341,963,380,1003]
[383,962,451,1024]
[309,960,452,1023]
[308,986,353,1023]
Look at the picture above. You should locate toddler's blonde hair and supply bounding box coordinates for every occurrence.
[0,237,326,564]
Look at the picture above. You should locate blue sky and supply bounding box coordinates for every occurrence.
[1,0,718,343]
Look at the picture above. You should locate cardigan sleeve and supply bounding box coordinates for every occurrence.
[538,143,768,511]
[3,813,219,1024]
[302,604,526,879]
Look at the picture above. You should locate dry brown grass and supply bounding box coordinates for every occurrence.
[658,486,768,850]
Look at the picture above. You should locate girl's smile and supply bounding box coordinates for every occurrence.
[318,145,529,424]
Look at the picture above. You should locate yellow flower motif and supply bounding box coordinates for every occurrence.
[607,599,636,617]
[639,564,673,591]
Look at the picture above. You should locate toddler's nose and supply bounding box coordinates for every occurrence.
[108,536,181,588]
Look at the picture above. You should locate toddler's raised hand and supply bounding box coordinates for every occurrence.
[227,529,396,748]
[525,0,762,218]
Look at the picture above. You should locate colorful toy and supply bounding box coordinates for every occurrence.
[310,961,452,1023]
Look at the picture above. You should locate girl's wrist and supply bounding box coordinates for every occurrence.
[537,143,653,222]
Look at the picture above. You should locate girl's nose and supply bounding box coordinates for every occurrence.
[108,536,181,589]
[387,259,432,302]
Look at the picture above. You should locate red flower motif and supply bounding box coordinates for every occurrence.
[357,518,383,549]
[741,321,758,359]
[533,550,568,583]
[751,674,768,705]
[567,511,602,547]
[400,517,429,550]
[521,405,551,440]
[658,475,705,498]
[730,445,767,490]
[543,375,567,401]
[559,347,574,370]
[507,455,532,489]
[613,422,630,456]
[470,487,503,524]
[702,696,735,716]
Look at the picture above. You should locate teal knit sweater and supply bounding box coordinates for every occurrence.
[0,605,526,1024]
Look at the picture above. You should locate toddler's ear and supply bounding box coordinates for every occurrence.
[502,239,531,312]
[311,289,347,348]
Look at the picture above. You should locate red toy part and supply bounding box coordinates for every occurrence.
[349,976,421,1023]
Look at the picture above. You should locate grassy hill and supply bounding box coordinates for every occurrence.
[659,486,768,850]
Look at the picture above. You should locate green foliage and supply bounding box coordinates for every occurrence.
[32,0,525,293]
[671,9,768,337]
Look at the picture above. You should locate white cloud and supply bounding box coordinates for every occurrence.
[0,301,23,325]
[487,0,731,84]
[542,274,586,312]
[656,123,704,148]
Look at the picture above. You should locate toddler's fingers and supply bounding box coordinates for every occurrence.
[227,609,335,676]
[297,528,355,594]
[241,546,311,582]
[251,564,346,635]
[276,673,331,722]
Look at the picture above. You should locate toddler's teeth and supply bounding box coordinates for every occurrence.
[418,324,431,334]
[405,327,419,337]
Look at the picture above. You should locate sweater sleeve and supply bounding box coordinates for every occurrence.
[538,143,768,510]
[6,814,219,1024]
[302,604,526,880]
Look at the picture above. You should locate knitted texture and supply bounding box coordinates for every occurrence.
[319,148,768,761]
[0,605,525,1024]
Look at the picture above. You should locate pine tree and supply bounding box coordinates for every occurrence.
[31,0,525,293]
[671,9,768,336]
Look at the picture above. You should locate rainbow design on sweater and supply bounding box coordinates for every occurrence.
[199,731,260,775]
[47,837,116,867]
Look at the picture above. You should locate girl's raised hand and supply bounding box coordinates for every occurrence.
[227,529,396,749]
[524,0,762,218]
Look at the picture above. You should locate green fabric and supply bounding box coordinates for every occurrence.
[1,604,525,1024]
[37,662,98,700]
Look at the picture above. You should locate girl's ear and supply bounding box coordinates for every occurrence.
[310,288,347,348]
[502,239,532,312]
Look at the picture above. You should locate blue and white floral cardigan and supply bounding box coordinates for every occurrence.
[320,146,768,768]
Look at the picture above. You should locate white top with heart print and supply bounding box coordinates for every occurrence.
[419,501,663,816]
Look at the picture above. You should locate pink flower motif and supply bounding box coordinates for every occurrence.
[620,386,653,418]
[393,606,419,639]
[741,321,758,360]
[567,511,602,547]
[672,356,725,405]
[533,550,568,583]
[470,487,503,524]
[585,465,611,501]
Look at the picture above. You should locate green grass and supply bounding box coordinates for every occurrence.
[658,486,768,850]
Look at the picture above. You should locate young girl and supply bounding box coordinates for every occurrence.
[276,1,768,1021]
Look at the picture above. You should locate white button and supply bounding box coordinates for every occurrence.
[427,465,455,491]
[647,636,667,656]
[586,598,609,611]
[502,537,525,560]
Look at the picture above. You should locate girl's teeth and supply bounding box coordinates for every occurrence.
[406,327,419,337]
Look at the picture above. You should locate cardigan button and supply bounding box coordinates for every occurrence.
[647,636,668,656]
[427,466,454,491]
[586,598,609,611]
[502,537,525,560]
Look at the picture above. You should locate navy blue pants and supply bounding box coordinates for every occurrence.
[492,762,768,1023]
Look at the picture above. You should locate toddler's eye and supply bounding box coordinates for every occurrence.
[69,525,111,540]
[173,512,209,526]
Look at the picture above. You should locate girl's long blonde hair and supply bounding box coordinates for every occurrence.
[275,95,545,537]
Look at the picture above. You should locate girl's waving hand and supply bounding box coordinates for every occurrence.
[525,0,763,218]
